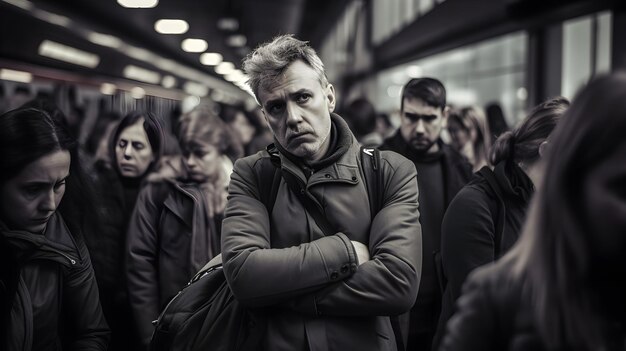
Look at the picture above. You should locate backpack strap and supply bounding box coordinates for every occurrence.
[359,146,383,216]
[477,167,506,258]
[259,144,282,216]
[361,146,406,351]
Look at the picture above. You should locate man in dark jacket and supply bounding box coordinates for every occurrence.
[221,34,422,351]
[380,77,472,351]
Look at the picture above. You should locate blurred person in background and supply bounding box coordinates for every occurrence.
[440,73,626,351]
[485,102,509,143]
[89,111,164,351]
[0,107,110,350]
[446,106,492,172]
[8,85,32,111]
[343,97,383,147]
[126,108,230,348]
[219,103,257,157]
[380,77,473,351]
[433,96,569,349]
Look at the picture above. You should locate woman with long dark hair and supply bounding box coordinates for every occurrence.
[89,111,164,350]
[126,107,232,348]
[434,97,569,349]
[0,107,109,350]
[440,73,626,350]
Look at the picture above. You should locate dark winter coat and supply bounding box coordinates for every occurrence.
[221,115,422,351]
[380,132,473,346]
[0,213,110,351]
[126,178,223,347]
[434,162,534,348]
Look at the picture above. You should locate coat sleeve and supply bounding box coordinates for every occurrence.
[222,158,360,307]
[439,268,498,351]
[441,186,496,303]
[288,158,421,316]
[63,235,111,350]
[125,183,163,347]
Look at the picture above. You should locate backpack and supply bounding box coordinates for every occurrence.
[149,144,384,351]
[148,165,280,351]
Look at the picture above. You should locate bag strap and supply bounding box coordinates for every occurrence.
[360,146,383,216]
[361,146,405,351]
[477,167,506,258]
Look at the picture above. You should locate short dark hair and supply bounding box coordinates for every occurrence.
[401,77,446,111]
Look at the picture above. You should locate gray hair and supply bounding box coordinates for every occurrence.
[242,34,329,100]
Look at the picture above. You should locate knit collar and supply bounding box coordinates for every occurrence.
[274,113,353,171]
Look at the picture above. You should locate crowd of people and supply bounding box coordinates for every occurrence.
[0,34,625,351]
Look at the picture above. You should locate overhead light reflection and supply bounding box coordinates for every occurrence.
[2,0,33,10]
[0,68,33,83]
[87,32,122,48]
[123,65,161,84]
[38,40,100,68]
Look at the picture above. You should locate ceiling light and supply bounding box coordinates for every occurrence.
[38,40,100,68]
[200,52,222,66]
[181,38,208,53]
[2,0,33,11]
[117,0,158,8]
[226,34,246,47]
[217,18,238,31]
[126,46,153,61]
[33,10,71,27]
[100,83,117,95]
[87,32,122,48]
[215,61,235,75]
[123,65,161,84]
[155,19,188,34]
[162,75,177,88]
[184,81,208,97]
[130,87,146,99]
[154,58,177,71]
[0,68,32,83]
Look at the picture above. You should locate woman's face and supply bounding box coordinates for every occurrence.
[447,118,470,151]
[115,119,154,178]
[583,143,626,262]
[182,141,222,183]
[0,150,71,233]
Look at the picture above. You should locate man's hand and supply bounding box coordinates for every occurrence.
[351,241,370,265]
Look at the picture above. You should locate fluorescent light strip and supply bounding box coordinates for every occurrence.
[123,65,161,84]
[87,32,122,49]
[2,0,33,10]
[38,40,100,68]
[130,87,146,99]
[0,68,33,83]
[117,0,158,8]
[161,75,177,88]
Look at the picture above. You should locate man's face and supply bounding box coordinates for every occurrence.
[258,60,335,163]
[400,97,446,154]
